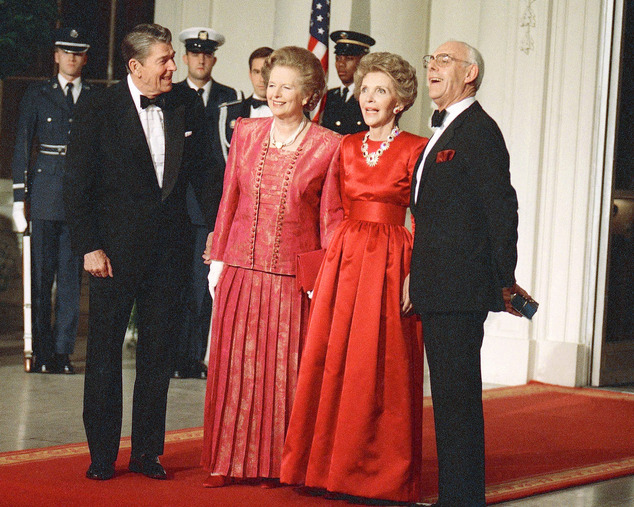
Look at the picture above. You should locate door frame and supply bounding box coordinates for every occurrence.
[591,0,625,386]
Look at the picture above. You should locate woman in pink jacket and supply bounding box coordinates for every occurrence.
[200,46,342,487]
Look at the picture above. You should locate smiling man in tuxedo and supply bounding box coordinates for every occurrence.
[64,23,217,481]
[409,40,529,506]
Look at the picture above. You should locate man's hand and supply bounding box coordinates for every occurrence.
[202,232,214,265]
[84,249,113,278]
[502,282,530,317]
[12,202,27,233]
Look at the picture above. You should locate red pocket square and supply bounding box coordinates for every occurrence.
[436,149,455,163]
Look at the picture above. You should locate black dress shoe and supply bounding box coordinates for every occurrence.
[190,361,207,380]
[171,369,187,379]
[129,455,167,480]
[31,359,54,373]
[86,462,115,480]
[54,354,75,374]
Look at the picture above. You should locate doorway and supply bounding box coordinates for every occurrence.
[597,0,634,385]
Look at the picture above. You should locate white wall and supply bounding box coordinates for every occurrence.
[155,0,612,387]
[155,0,431,134]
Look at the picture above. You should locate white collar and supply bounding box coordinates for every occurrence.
[187,78,212,94]
[58,74,81,90]
[434,96,476,129]
[127,74,145,111]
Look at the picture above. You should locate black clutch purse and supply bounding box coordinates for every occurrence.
[511,293,539,320]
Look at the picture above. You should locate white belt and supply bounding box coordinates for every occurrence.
[39,144,67,155]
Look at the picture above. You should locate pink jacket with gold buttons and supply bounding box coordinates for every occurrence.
[210,117,343,276]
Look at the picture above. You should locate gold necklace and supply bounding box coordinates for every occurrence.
[361,126,400,166]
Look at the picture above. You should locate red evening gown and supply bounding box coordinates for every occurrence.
[280,131,428,502]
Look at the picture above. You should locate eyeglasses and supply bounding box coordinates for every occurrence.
[422,53,472,68]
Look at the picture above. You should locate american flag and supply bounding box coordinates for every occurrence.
[308,0,330,120]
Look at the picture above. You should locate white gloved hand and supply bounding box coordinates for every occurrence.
[208,260,225,300]
[12,202,27,233]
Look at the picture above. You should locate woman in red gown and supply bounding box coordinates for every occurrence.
[280,52,428,503]
[200,47,342,487]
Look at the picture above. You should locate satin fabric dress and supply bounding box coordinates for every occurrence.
[201,118,342,478]
[280,131,428,502]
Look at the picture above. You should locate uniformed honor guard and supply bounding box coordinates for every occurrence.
[321,30,375,135]
[11,27,93,374]
[217,47,274,162]
[171,27,240,379]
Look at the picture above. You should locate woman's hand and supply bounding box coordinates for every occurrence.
[401,273,413,315]
[208,260,224,299]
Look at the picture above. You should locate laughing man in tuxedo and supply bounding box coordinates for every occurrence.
[409,40,529,506]
[64,24,217,481]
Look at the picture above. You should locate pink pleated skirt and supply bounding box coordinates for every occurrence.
[200,265,309,478]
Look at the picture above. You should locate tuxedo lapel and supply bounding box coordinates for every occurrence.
[111,81,160,193]
[161,100,184,200]
[413,102,481,206]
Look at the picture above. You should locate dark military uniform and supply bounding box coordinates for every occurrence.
[321,87,367,135]
[12,76,95,370]
[172,77,239,379]
[218,95,270,161]
[321,30,375,135]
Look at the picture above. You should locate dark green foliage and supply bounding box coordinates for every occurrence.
[0,0,57,79]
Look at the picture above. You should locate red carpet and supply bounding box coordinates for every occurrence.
[0,382,632,506]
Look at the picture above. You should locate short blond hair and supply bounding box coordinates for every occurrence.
[261,46,326,111]
[354,52,418,117]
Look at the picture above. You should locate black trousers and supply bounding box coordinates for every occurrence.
[173,224,212,370]
[82,235,188,466]
[31,219,82,360]
[420,311,488,507]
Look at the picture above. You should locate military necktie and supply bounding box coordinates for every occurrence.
[66,82,75,112]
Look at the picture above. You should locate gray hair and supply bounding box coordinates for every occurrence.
[461,41,485,91]
[121,23,172,73]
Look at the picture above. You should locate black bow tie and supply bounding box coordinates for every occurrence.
[431,109,447,128]
[140,95,165,109]
[251,98,268,109]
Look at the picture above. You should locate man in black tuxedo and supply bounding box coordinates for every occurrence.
[64,24,217,481]
[409,40,529,506]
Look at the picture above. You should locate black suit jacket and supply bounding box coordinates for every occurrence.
[410,101,518,313]
[63,79,215,273]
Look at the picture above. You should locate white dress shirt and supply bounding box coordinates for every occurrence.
[249,94,272,118]
[57,74,82,103]
[127,74,166,188]
[413,97,476,203]
[341,82,355,102]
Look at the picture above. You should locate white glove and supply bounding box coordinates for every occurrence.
[12,202,27,233]
[208,260,224,300]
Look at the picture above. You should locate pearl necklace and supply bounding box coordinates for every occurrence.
[361,126,400,166]
[270,118,307,149]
